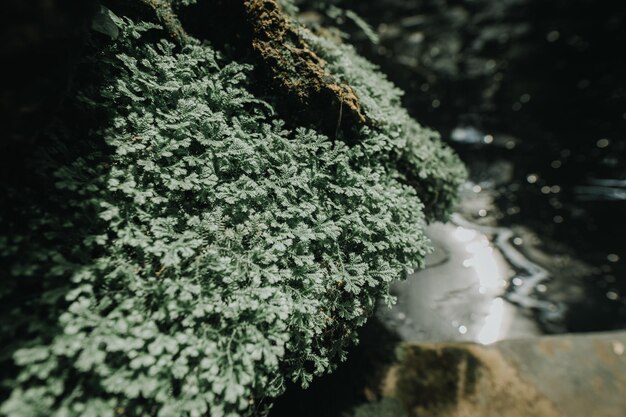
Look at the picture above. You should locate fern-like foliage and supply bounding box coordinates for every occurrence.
[301,28,467,220]
[0,13,465,417]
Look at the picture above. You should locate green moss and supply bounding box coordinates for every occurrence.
[1,9,465,417]
[301,29,466,220]
[395,345,482,415]
[343,398,408,417]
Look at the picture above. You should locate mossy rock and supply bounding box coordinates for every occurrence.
[0,2,465,416]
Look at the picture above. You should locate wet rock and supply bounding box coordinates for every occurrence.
[379,332,626,417]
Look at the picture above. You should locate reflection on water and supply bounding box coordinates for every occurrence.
[378,207,543,344]
[377,174,597,344]
[477,297,505,345]
[378,168,626,342]
[456,225,504,295]
[454,223,509,344]
[452,213,554,312]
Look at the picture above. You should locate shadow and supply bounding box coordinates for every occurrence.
[0,31,114,400]
[269,317,401,417]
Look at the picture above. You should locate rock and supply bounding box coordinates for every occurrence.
[381,332,626,417]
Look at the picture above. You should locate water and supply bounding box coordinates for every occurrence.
[452,140,626,334]
[379,180,565,345]
[380,216,541,344]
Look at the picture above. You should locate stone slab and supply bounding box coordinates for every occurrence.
[381,332,626,417]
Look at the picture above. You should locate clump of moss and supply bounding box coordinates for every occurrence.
[395,345,482,416]
[0,6,465,417]
[343,398,408,417]
[300,27,466,219]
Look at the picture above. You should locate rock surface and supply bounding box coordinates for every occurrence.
[381,332,626,417]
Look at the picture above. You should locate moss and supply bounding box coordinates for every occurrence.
[343,398,408,417]
[141,0,189,42]
[300,29,467,220]
[126,0,367,138]
[245,0,366,127]
[1,4,466,417]
[395,345,482,415]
